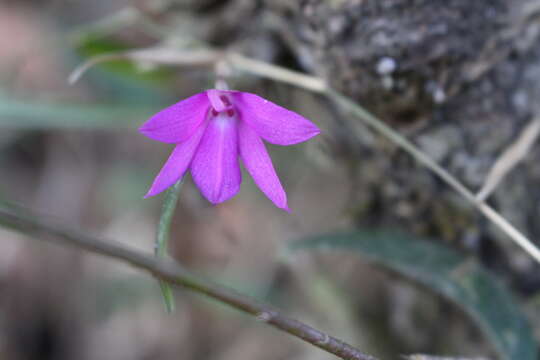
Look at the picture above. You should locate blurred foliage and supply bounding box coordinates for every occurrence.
[94,276,157,321]
[0,96,156,129]
[289,230,537,360]
[76,35,175,86]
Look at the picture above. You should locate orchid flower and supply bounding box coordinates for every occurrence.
[140,89,320,211]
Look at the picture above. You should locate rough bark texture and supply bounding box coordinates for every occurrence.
[248,0,540,287]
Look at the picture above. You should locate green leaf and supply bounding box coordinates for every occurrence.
[289,230,537,360]
[74,36,174,85]
[154,179,184,313]
[0,97,156,129]
[157,281,176,313]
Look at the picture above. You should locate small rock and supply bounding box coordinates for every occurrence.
[376,56,397,75]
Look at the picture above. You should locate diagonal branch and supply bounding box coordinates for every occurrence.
[0,205,377,360]
[476,118,540,202]
[403,356,489,360]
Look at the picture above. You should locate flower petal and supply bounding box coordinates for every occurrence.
[233,92,320,145]
[144,122,207,198]
[139,92,209,143]
[191,113,241,204]
[239,121,289,211]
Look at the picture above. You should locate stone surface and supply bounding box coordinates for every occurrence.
[259,0,540,286]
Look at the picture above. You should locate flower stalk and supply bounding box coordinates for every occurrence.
[154,179,184,312]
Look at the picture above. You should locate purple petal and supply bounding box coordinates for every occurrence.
[139,92,209,143]
[233,92,320,145]
[238,121,289,211]
[144,122,207,198]
[190,113,241,204]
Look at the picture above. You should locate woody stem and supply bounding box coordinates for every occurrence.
[0,204,378,360]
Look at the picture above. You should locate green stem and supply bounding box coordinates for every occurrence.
[155,179,184,312]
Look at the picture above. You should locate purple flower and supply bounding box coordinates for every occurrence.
[139,89,320,211]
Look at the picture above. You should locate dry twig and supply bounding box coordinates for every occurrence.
[404,355,489,360]
[476,118,540,201]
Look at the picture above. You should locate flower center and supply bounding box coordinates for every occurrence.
[220,95,231,107]
[207,89,234,113]
[207,90,237,129]
[211,108,235,117]
[213,110,236,130]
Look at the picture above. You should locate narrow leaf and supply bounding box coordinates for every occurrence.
[0,97,156,129]
[155,179,184,312]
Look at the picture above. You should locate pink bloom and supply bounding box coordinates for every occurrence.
[140,89,320,211]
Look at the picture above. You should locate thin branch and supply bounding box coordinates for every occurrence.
[69,47,220,84]
[403,356,489,360]
[476,118,540,201]
[0,205,377,360]
[227,53,327,93]
[69,53,128,84]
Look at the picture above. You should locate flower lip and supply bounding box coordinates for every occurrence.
[210,108,236,118]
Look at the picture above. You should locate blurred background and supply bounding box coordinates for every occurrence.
[1,1,539,359]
